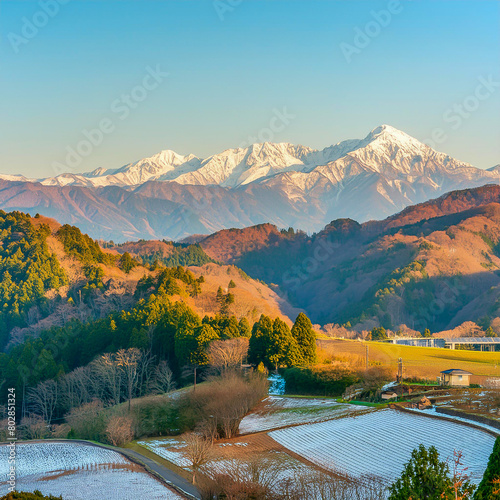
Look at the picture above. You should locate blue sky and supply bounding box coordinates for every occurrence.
[1,0,499,178]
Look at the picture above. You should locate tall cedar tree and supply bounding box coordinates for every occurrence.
[248,315,272,366]
[175,323,219,367]
[474,436,500,499]
[119,252,137,274]
[267,318,300,370]
[291,312,317,364]
[238,317,251,338]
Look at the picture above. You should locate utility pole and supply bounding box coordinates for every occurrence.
[365,344,369,369]
[397,357,403,383]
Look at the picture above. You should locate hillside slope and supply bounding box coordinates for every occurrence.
[199,185,500,332]
[0,212,298,349]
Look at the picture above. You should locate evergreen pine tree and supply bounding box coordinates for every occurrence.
[474,436,500,499]
[248,315,272,366]
[119,252,137,274]
[485,326,497,338]
[291,312,317,364]
[238,317,251,338]
[388,444,474,500]
[267,318,300,370]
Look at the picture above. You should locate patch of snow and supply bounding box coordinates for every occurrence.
[408,406,500,436]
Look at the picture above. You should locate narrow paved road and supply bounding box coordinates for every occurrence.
[122,446,201,499]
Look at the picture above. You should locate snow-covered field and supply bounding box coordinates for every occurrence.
[269,409,495,485]
[0,442,183,499]
[239,396,372,434]
[139,438,191,468]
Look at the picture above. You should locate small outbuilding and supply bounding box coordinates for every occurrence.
[381,390,398,401]
[440,369,472,387]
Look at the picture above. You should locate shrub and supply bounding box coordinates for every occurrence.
[185,372,268,440]
[105,415,134,446]
[131,396,196,438]
[1,491,63,500]
[282,366,360,397]
[19,416,49,440]
[65,400,108,442]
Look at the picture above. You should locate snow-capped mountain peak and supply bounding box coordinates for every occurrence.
[0,125,493,193]
[0,124,497,241]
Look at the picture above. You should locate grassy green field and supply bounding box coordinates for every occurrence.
[319,339,500,383]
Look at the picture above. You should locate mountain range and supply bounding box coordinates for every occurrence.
[1,125,498,241]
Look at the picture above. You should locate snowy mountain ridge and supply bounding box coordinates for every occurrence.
[0,125,498,241]
[4,125,494,190]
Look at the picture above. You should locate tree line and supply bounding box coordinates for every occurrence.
[0,283,317,421]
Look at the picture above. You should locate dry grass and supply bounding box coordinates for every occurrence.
[319,339,500,384]
[184,263,301,325]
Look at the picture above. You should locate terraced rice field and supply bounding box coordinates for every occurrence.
[0,442,182,499]
[269,409,496,485]
[239,396,372,434]
[139,433,311,483]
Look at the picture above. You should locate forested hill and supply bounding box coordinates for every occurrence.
[198,185,500,332]
[0,213,301,421]
[0,210,298,351]
[105,239,217,268]
[0,211,152,349]
[0,212,67,346]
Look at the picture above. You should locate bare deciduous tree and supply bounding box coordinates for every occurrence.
[188,372,268,440]
[149,360,176,395]
[116,348,143,412]
[106,415,134,447]
[60,366,92,411]
[182,432,214,484]
[92,353,122,405]
[136,349,155,398]
[208,338,249,374]
[27,379,58,423]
